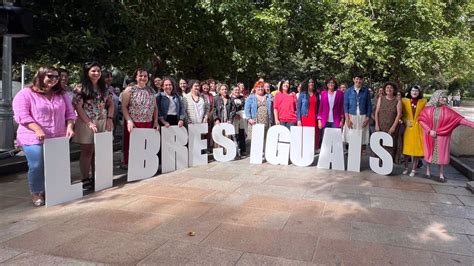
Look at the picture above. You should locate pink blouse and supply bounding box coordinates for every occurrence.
[13,87,76,146]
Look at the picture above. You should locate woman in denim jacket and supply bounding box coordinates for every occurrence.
[342,74,372,145]
[297,78,320,149]
[156,77,185,128]
[245,81,274,137]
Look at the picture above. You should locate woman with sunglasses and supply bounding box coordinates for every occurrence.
[401,85,427,177]
[73,61,114,190]
[13,66,76,206]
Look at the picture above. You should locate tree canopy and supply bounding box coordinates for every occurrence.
[13,0,474,94]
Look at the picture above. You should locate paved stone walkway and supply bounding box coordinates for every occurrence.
[0,154,473,265]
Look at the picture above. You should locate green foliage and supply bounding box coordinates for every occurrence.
[13,0,474,92]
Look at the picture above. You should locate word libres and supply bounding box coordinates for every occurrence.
[43,124,393,206]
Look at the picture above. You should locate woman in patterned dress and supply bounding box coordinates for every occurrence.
[419,90,474,183]
[73,62,114,189]
[245,81,273,137]
[120,68,158,168]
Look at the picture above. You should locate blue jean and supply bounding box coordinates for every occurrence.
[22,144,44,193]
[280,122,296,130]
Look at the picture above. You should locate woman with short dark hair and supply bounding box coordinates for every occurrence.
[400,85,426,176]
[120,68,158,168]
[318,77,344,143]
[182,80,209,125]
[374,82,402,163]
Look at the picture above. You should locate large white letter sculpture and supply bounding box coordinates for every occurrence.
[265,125,291,165]
[317,128,345,170]
[44,137,82,206]
[369,131,393,175]
[290,126,315,167]
[188,123,208,167]
[249,124,265,164]
[128,128,161,181]
[212,123,236,162]
[161,126,188,173]
[94,132,113,191]
[346,129,362,172]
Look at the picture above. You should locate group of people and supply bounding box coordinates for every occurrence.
[12,63,474,207]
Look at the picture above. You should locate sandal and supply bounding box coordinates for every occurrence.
[433,176,447,183]
[409,170,416,177]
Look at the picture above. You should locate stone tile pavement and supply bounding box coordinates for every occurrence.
[0,153,473,265]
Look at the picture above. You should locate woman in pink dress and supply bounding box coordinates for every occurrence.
[419,90,474,183]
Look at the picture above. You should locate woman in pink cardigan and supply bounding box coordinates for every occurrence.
[318,77,345,142]
[12,66,76,206]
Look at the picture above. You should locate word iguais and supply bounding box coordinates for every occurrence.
[43,124,393,206]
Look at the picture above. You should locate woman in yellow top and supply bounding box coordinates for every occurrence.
[401,85,427,176]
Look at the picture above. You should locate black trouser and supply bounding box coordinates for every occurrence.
[237,128,246,154]
[162,115,179,126]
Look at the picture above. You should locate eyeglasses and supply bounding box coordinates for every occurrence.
[46,74,59,80]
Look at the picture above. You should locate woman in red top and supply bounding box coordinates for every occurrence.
[274,79,297,130]
[297,78,320,149]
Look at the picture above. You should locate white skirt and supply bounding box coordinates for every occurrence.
[342,114,370,145]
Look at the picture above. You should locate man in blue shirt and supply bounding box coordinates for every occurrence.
[343,73,372,145]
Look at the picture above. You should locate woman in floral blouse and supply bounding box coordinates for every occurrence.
[73,62,114,189]
[120,68,158,169]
